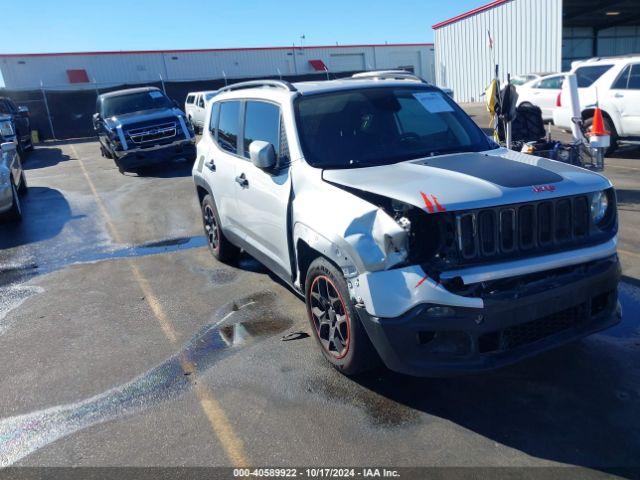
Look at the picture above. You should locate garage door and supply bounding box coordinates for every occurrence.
[329,53,366,72]
[388,51,422,76]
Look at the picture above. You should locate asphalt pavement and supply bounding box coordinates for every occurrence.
[0,111,638,475]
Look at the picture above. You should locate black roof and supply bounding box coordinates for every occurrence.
[98,87,162,100]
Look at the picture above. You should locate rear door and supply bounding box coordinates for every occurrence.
[609,63,640,136]
[201,100,244,237]
[195,94,207,127]
[234,100,292,279]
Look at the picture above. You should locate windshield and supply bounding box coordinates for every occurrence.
[101,91,173,117]
[295,87,495,169]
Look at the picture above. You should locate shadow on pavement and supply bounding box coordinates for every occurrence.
[0,187,73,249]
[131,159,194,178]
[349,290,640,475]
[616,189,640,208]
[23,146,72,170]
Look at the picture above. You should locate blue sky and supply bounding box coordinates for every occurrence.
[1,0,484,54]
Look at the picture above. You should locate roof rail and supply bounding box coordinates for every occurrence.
[351,70,427,83]
[219,79,297,93]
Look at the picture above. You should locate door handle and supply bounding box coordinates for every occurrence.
[614,93,624,98]
[235,173,249,187]
[205,159,216,171]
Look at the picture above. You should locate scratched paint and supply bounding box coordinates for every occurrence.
[0,291,292,466]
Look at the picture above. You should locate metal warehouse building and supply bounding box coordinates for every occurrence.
[0,43,435,91]
[434,0,640,102]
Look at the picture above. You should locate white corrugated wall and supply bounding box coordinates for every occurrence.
[0,44,435,91]
[434,0,563,102]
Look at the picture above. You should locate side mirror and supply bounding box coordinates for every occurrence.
[1,142,17,154]
[249,140,276,170]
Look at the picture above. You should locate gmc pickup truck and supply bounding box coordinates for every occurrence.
[93,87,196,173]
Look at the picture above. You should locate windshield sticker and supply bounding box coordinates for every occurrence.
[413,92,454,113]
[149,91,164,99]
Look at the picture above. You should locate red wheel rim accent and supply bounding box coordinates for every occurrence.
[308,275,351,359]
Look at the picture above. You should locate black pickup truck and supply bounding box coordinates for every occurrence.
[0,96,33,154]
[93,87,196,173]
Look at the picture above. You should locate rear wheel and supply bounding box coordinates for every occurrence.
[305,257,379,375]
[584,116,618,156]
[4,181,22,222]
[201,194,239,263]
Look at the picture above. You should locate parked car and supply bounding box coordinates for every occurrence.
[192,72,620,377]
[554,55,640,154]
[93,87,196,173]
[516,73,565,121]
[0,129,27,222]
[510,72,555,86]
[0,96,33,154]
[185,90,218,133]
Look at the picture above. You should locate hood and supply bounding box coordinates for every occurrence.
[322,148,612,213]
[105,108,184,128]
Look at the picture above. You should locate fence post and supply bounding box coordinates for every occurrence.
[40,81,56,140]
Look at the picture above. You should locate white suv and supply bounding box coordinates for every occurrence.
[185,90,218,133]
[554,56,640,152]
[193,72,620,377]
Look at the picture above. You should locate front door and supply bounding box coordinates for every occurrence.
[234,100,292,279]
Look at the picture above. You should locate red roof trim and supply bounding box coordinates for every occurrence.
[432,0,511,30]
[0,43,434,58]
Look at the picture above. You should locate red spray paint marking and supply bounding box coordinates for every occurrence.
[431,195,446,212]
[420,192,435,213]
[420,192,446,213]
[415,275,429,288]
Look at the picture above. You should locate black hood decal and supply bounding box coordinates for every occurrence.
[419,154,563,188]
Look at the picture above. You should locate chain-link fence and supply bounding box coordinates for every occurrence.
[0,71,357,141]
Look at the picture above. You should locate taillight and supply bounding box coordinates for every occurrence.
[556,92,562,107]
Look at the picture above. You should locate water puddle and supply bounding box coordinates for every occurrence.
[0,291,292,466]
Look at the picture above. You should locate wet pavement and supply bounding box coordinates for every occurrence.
[0,131,639,474]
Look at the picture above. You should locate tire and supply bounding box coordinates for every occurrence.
[17,170,27,195]
[584,116,618,156]
[201,194,239,263]
[4,181,22,222]
[305,257,380,376]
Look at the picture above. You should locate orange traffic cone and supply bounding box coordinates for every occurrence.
[589,107,609,136]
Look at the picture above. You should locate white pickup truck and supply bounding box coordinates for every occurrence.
[185,91,218,134]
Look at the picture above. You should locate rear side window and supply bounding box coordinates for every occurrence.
[217,101,241,154]
[537,76,564,89]
[243,101,280,158]
[198,96,205,108]
[575,65,613,88]
[186,95,195,104]
[209,102,220,135]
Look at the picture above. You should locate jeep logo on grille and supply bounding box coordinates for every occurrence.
[532,184,556,193]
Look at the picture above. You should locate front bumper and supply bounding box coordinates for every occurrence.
[113,140,196,169]
[356,256,621,377]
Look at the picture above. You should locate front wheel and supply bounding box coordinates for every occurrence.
[305,257,379,375]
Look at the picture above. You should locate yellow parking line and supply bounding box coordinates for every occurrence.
[70,144,249,467]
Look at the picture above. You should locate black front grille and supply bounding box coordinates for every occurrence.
[126,121,177,145]
[456,195,595,262]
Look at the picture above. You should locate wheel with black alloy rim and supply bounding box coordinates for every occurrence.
[201,193,239,263]
[305,257,379,375]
